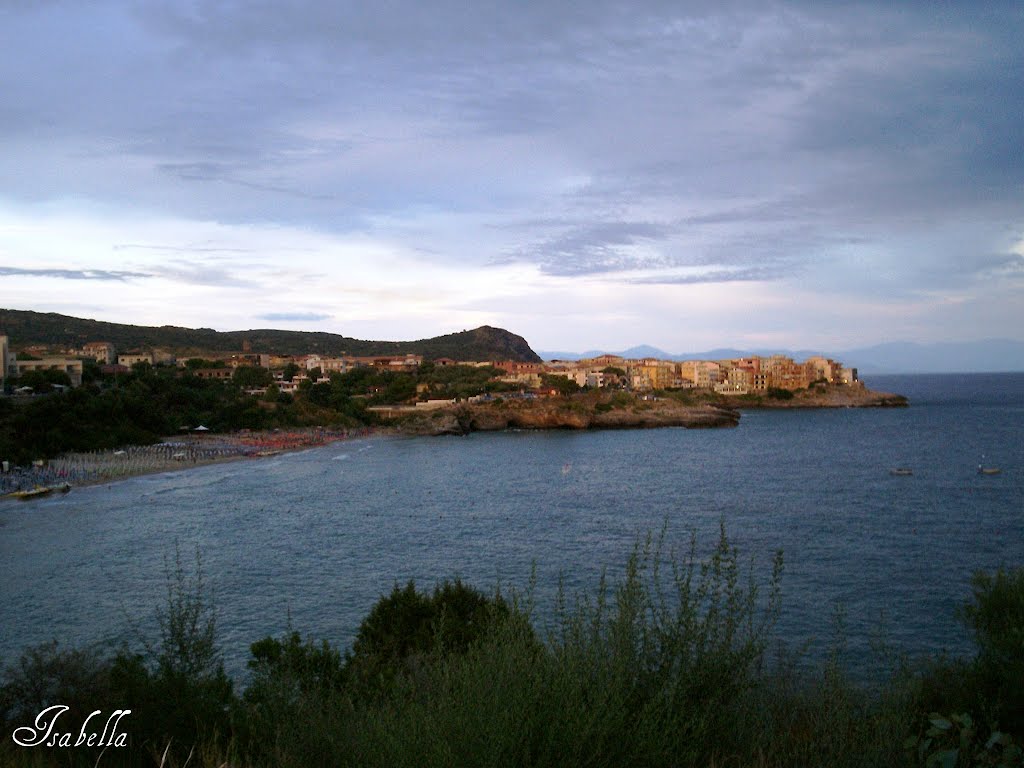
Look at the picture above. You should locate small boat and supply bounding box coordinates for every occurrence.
[11,487,53,500]
[978,466,1001,475]
[890,468,913,476]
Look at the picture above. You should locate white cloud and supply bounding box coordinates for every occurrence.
[1,3,1023,352]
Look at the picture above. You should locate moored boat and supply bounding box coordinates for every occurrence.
[10,486,54,500]
[6,483,72,500]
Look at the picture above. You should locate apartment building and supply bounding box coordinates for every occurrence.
[15,357,84,387]
[118,352,154,367]
[80,341,116,364]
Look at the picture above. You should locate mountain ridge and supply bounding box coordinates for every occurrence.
[536,339,1024,373]
[0,309,542,363]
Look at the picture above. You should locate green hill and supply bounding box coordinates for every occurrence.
[0,309,542,362]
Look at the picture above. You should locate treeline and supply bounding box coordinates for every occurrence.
[0,309,542,361]
[0,366,344,465]
[1,530,1022,767]
[0,362,529,465]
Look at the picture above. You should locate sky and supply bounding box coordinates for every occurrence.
[1,1,1022,354]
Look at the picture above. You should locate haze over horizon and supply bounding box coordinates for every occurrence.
[1,2,1022,353]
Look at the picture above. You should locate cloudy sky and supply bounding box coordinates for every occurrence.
[1,1,1022,353]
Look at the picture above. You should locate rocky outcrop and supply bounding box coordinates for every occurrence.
[393,398,740,436]
[388,385,906,436]
[591,404,740,428]
[735,385,908,409]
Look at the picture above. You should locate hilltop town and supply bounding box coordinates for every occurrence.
[0,320,905,469]
[1,333,861,398]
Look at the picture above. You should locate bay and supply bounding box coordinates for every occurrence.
[1,373,1021,680]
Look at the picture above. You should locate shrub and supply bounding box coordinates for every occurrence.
[113,546,234,763]
[0,641,113,732]
[345,579,522,699]
[959,567,1024,736]
[904,712,1023,768]
[332,526,786,768]
[239,632,350,767]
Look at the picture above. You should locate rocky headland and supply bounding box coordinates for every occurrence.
[393,397,740,436]
[732,384,908,409]
[389,384,906,436]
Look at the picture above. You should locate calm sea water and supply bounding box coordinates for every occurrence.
[2,373,1022,680]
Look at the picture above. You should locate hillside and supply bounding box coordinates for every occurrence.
[0,309,542,362]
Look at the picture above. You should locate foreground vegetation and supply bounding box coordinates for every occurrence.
[1,529,1021,767]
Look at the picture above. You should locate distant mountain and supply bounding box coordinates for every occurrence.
[837,339,1024,374]
[0,309,542,363]
[537,339,1024,373]
[537,346,817,362]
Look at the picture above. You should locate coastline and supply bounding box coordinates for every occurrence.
[729,386,908,409]
[386,385,905,436]
[0,427,368,497]
[392,399,741,436]
[1,386,907,495]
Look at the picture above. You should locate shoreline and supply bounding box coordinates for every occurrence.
[0,427,371,497]
[384,385,905,436]
[1,386,907,495]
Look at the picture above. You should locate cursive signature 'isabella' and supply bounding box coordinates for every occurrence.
[12,705,131,748]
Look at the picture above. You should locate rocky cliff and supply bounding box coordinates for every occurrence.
[733,384,908,409]
[394,398,741,436]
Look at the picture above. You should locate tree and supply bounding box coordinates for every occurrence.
[246,632,345,705]
[540,373,581,395]
[12,369,71,393]
[232,365,273,388]
[262,383,281,403]
[345,579,520,697]
[959,567,1024,734]
[111,546,233,762]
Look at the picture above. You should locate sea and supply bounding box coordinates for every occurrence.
[1,373,1022,682]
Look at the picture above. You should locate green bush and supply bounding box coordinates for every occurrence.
[905,712,1023,768]
[112,546,234,763]
[239,632,350,767]
[345,579,521,698]
[959,567,1024,735]
[10,534,1024,768]
[0,641,114,734]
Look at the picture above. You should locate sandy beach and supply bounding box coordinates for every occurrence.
[0,427,370,496]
